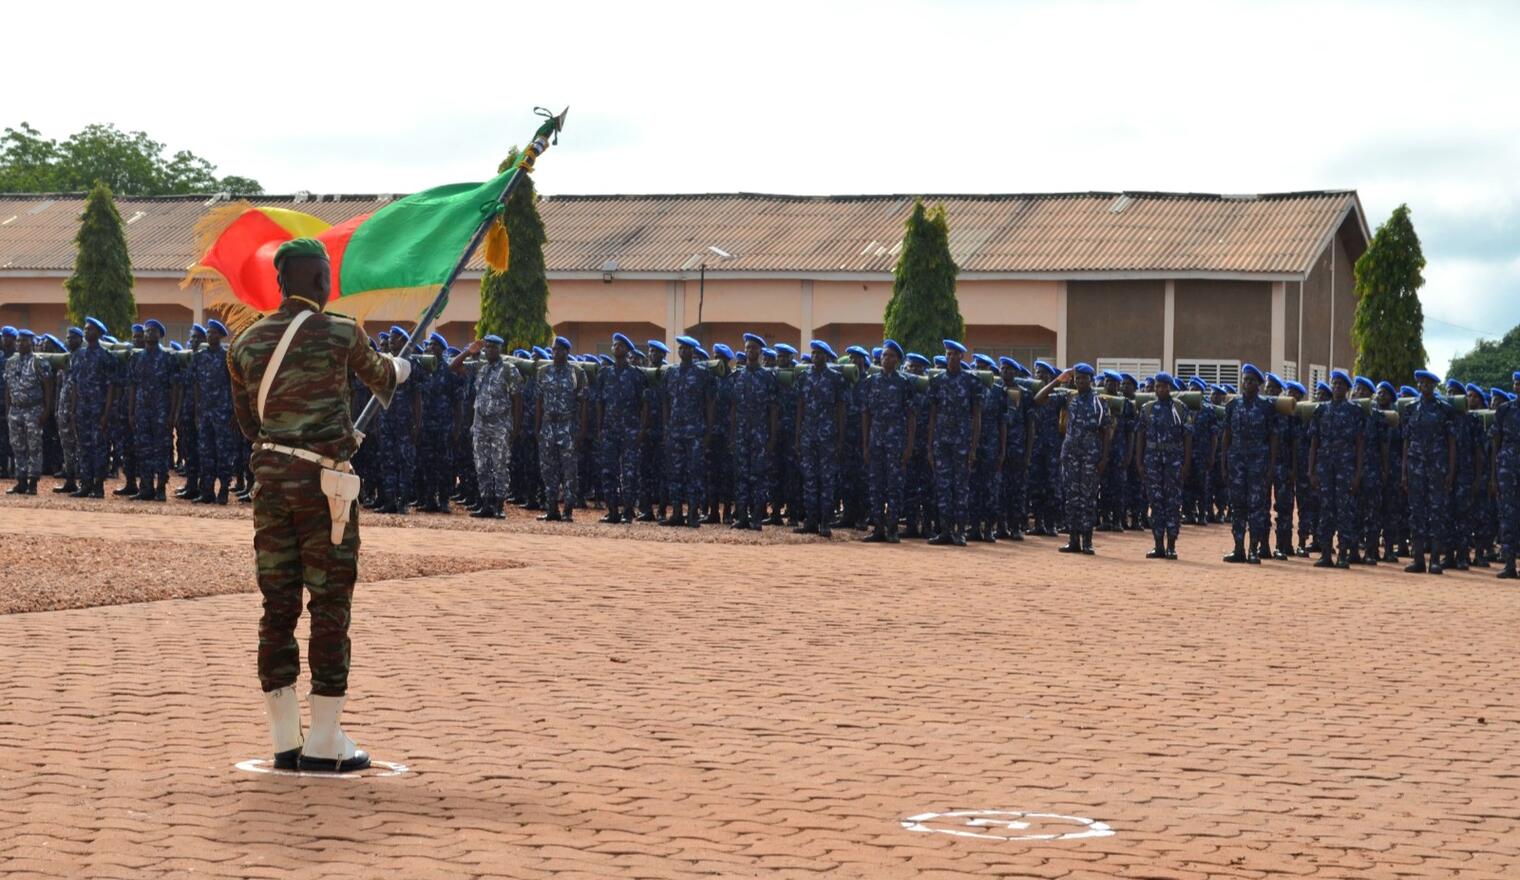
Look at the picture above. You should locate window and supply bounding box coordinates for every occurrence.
[1174,359,1240,387]
[1096,357,1162,378]
[1308,363,1327,389]
[1279,360,1297,382]
[973,345,1054,367]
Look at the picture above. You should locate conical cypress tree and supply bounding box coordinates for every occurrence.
[64,180,136,336]
[477,151,551,349]
[883,200,964,358]
[1352,204,1428,380]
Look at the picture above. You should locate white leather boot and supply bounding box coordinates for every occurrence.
[298,694,371,772]
[262,686,304,770]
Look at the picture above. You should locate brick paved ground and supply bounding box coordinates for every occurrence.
[1,499,1517,879]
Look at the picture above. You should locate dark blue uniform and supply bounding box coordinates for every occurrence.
[731,366,778,521]
[417,360,459,510]
[1223,395,1275,548]
[1001,388,1030,535]
[664,361,713,516]
[796,364,846,526]
[128,345,177,481]
[70,344,115,487]
[1141,397,1190,542]
[192,344,236,486]
[1403,397,1456,555]
[1058,390,1113,534]
[929,368,981,531]
[1491,400,1520,563]
[863,368,914,531]
[599,362,647,514]
[1311,400,1363,553]
[972,380,1007,534]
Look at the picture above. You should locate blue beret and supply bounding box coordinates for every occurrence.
[1008,359,1029,375]
[389,325,410,340]
[675,335,700,349]
[742,332,766,347]
[0,326,15,337]
[1330,369,1351,386]
[712,343,734,360]
[1468,385,1489,405]
[1376,380,1395,395]
[1224,384,1239,394]
[1513,371,1520,382]
[1072,362,1096,376]
[1170,377,1185,391]
[168,340,182,350]
[428,332,448,348]
[800,353,813,363]
[1286,381,1307,396]
[810,339,838,360]
[1213,384,1230,395]
[206,319,229,336]
[694,347,709,359]
[883,339,904,359]
[1099,369,1120,382]
[377,330,391,339]
[131,323,144,333]
[942,339,967,353]
[998,356,1018,369]
[1315,381,1332,395]
[1034,359,1058,374]
[1500,386,1515,400]
[734,351,747,363]
[1120,372,1136,384]
[510,347,526,356]
[479,334,504,345]
[553,335,572,350]
[599,354,615,366]
[761,347,777,358]
[612,332,635,349]
[1241,363,1264,382]
[143,319,166,335]
[846,345,870,359]
[1187,376,1208,391]
[646,340,669,354]
[446,346,461,356]
[934,355,947,367]
[1353,376,1376,393]
[871,347,883,358]
[42,333,64,349]
[774,343,797,355]
[1446,377,1465,390]
[102,335,118,344]
[1154,371,1174,385]
[17,328,35,338]
[67,326,84,338]
[531,346,551,358]
[1399,385,1417,397]
[191,323,206,335]
[973,353,996,369]
[1413,369,1441,383]
[906,352,930,367]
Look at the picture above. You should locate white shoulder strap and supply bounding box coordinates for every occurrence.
[258,309,316,421]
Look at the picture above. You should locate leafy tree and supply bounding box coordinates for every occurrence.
[1352,204,1427,381]
[476,151,551,349]
[64,181,136,337]
[0,122,262,195]
[884,200,964,358]
[1448,325,1520,390]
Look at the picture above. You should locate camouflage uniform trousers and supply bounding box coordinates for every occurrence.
[6,405,44,478]
[665,429,706,513]
[111,401,135,478]
[252,452,359,696]
[1406,454,1450,546]
[178,413,198,477]
[538,418,577,504]
[58,411,77,478]
[1027,441,1059,526]
[1001,458,1028,531]
[132,404,173,478]
[1496,457,1520,556]
[931,438,971,528]
[1144,442,1185,541]
[417,429,453,507]
[1228,451,1271,543]
[733,429,770,517]
[1315,449,1359,551]
[599,424,641,511]
[472,417,512,500]
[1061,438,1103,533]
[1099,438,1127,525]
[1125,457,1146,525]
[867,434,907,528]
[1272,457,1295,547]
[798,430,839,525]
[379,427,415,503]
[706,427,733,510]
[1295,442,1318,545]
[575,426,596,505]
[1360,467,1386,554]
[197,411,238,482]
[76,403,109,483]
[639,424,664,510]
[972,437,1002,527]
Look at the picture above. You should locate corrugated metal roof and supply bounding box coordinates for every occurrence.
[0,190,1361,277]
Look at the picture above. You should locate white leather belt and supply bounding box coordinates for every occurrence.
[256,442,352,473]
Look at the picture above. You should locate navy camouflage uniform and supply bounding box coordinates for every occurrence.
[1361,404,1392,558]
[417,359,460,509]
[706,368,735,514]
[863,367,914,531]
[664,359,713,515]
[1058,389,1113,534]
[599,361,648,514]
[972,379,1007,532]
[537,360,585,506]
[3,351,50,479]
[378,353,419,506]
[71,343,116,486]
[1141,397,1191,542]
[1001,388,1030,533]
[192,344,237,485]
[731,365,778,520]
[1270,407,1297,552]
[1223,395,1276,547]
[1403,396,1456,554]
[1028,396,1062,530]
[1101,395,1135,528]
[468,357,522,502]
[929,367,981,530]
[796,363,847,526]
[1491,398,1520,562]
[1311,399,1363,553]
[638,368,666,515]
[128,344,177,480]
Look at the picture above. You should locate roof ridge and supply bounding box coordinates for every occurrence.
[0,189,1357,203]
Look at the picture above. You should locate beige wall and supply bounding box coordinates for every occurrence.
[1173,280,1273,369]
[1065,280,1165,366]
[1299,228,1359,376]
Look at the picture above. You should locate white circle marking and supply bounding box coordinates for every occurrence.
[901,810,1114,841]
[235,758,411,778]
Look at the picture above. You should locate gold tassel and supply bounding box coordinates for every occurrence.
[180,200,257,290]
[483,218,510,272]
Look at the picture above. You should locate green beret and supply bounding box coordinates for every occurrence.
[273,237,329,270]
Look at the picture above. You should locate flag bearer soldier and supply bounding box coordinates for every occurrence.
[1307,371,1365,568]
[927,340,982,546]
[3,330,52,494]
[860,339,915,543]
[729,333,779,531]
[1401,370,1457,575]
[1220,364,1277,564]
[1136,371,1191,559]
[229,237,411,773]
[598,333,649,523]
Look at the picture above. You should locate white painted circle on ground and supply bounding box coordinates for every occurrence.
[901,810,1114,841]
[235,759,411,778]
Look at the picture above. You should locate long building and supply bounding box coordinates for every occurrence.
[0,189,1368,388]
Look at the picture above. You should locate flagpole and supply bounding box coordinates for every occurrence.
[352,108,567,436]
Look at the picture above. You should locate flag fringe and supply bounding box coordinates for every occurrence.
[179,200,257,291]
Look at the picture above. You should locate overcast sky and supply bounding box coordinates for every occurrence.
[10,0,1517,372]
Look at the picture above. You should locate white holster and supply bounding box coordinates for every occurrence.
[319,467,362,545]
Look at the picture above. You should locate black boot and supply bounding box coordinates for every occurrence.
[538,501,562,522]
[1147,535,1165,559]
[862,521,887,543]
[1165,534,1177,560]
[562,504,575,523]
[471,496,497,518]
[1404,542,1427,574]
[886,522,901,544]
[927,517,953,545]
[1081,530,1094,555]
[153,476,166,501]
[1336,546,1352,569]
[1498,554,1517,579]
[114,477,139,497]
[660,505,685,526]
[1272,532,1290,561]
[5,479,24,495]
[599,507,623,524]
[175,478,198,499]
[950,525,966,546]
[54,477,78,494]
[1059,532,1082,553]
[1428,544,1445,575]
[1223,540,1247,564]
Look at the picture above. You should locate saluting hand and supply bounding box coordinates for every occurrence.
[466,339,486,356]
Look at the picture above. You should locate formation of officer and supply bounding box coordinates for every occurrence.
[5,315,1520,580]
